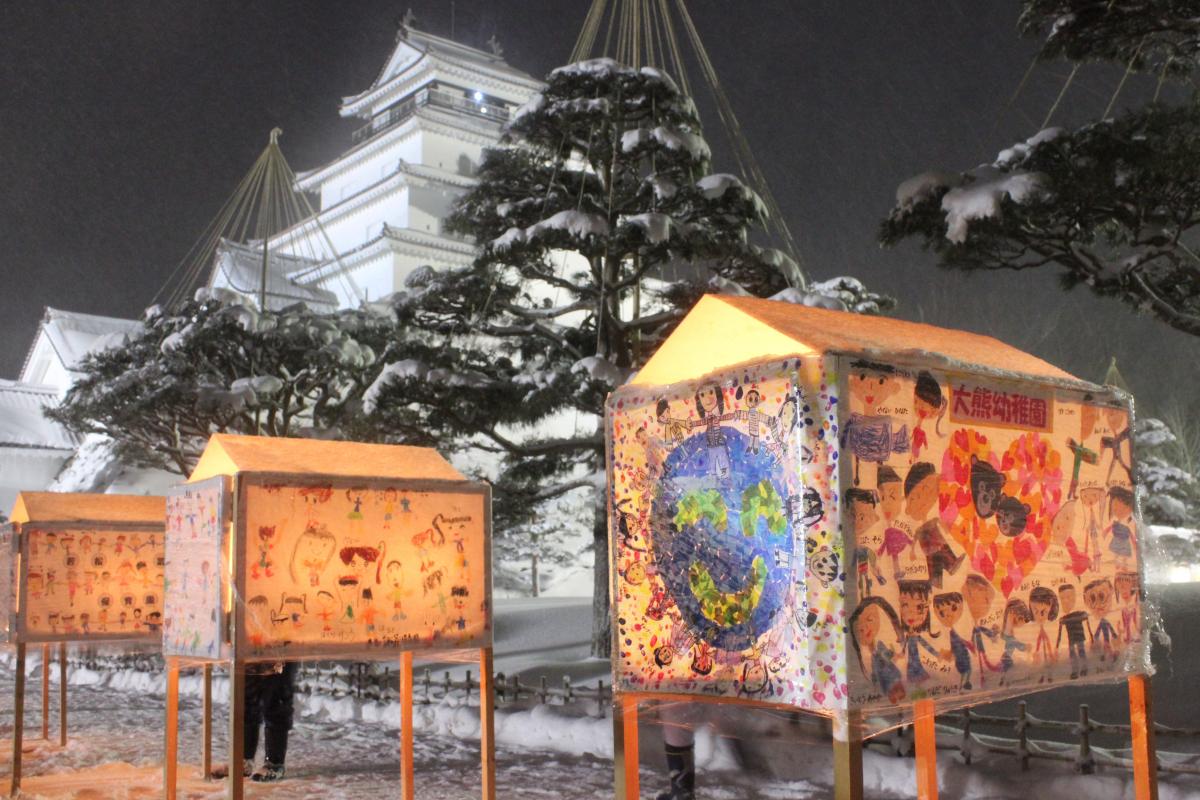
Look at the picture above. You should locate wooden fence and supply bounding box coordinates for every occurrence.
[65,653,1200,777]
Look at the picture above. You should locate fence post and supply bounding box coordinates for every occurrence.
[1076,704,1095,775]
[539,676,548,704]
[466,670,473,700]
[1016,701,1029,771]
[960,709,972,765]
[445,671,452,698]
[598,680,605,716]
[424,668,431,703]
[511,674,519,702]
[496,672,506,703]
[564,676,573,704]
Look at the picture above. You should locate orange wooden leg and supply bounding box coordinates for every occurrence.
[228,661,245,800]
[400,651,414,800]
[41,644,49,740]
[11,642,26,797]
[613,695,639,800]
[1129,674,1159,800]
[58,643,67,747]
[164,657,180,800]
[914,699,938,800]
[479,647,496,800]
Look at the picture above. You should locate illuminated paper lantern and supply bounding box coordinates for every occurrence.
[3,491,165,795]
[163,434,491,661]
[162,433,495,799]
[4,492,165,645]
[606,295,1154,797]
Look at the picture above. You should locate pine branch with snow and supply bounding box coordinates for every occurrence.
[48,291,396,475]
[881,103,1200,338]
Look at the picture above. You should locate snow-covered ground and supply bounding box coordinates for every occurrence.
[2,595,1200,798]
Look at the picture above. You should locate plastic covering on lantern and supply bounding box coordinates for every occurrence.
[605,295,1156,747]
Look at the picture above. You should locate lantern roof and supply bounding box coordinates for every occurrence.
[188,433,465,484]
[10,491,164,527]
[632,295,1093,389]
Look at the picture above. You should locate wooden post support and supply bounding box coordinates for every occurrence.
[11,642,26,798]
[164,657,180,800]
[41,643,50,740]
[479,647,496,800]
[612,694,639,800]
[1129,674,1159,800]
[203,664,213,779]
[833,711,864,800]
[227,660,245,800]
[913,699,938,800]
[1077,704,1095,774]
[400,651,414,800]
[58,642,67,747]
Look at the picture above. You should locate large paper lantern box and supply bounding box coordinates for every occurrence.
[164,434,492,662]
[2,492,166,644]
[606,295,1148,731]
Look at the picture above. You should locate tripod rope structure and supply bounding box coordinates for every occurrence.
[153,129,364,313]
[570,0,806,289]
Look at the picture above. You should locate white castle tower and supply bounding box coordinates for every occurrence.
[217,23,543,308]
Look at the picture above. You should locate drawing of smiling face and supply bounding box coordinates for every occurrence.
[850,371,901,409]
[651,425,792,652]
[853,603,881,648]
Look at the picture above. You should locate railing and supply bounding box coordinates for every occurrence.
[60,653,1200,777]
[351,88,510,145]
[294,660,611,716]
[873,701,1200,777]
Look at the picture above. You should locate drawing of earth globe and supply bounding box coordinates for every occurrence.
[651,427,792,651]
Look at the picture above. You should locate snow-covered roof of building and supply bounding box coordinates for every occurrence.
[341,28,542,118]
[632,294,1092,389]
[18,307,142,384]
[10,491,164,527]
[0,380,79,451]
[189,433,465,484]
[207,239,339,313]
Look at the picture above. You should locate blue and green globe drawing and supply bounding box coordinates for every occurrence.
[651,426,793,651]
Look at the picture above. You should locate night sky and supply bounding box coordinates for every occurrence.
[2,2,1195,410]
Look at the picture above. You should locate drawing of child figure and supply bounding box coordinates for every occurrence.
[1084,578,1118,662]
[1106,487,1136,567]
[1114,570,1140,643]
[933,592,973,690]
[849,597,906,704]
[997,598,1033,687]
[1056,583,1092,679]
[1029,587,1059,684]
[898,580,945,688]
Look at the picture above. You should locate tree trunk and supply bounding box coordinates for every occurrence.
[590,484,611,658]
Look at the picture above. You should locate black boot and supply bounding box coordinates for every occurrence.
[251,762,286,782]
[654,743,695,800]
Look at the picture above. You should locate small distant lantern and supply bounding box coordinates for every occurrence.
[3,491,165,796]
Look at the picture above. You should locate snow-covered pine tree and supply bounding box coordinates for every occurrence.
[1135,417,1198,528]
[365,59,889,656]
[881,2,1200,339]
[49,289,393,475]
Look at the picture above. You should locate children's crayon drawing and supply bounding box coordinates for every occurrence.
[607,357,845,711]
[21,525,165,640]
[238,480,489,658]
[845,364,1145,711]
[164,479,227,658]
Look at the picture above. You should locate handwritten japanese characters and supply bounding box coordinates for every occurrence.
[21,526,165,641]
[607,357,846,711]
[238,480,489,658]
[164,479,227,658]
[846,363,1145,712]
